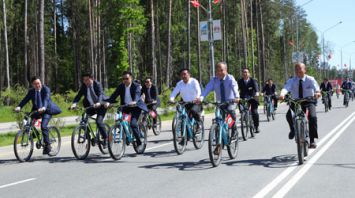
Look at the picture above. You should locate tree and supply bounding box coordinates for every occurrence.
[2,0,10,89]
[38,0,45,83]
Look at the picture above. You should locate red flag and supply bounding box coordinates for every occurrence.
[191,0,200,8]
[213,0,220,4]
[288,40,294,46]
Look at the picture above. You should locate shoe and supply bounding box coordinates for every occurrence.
[179,138,185,146]
[42,144,52,155]
[309,142,317,149]
[288,131,295,139]
[102,138,107,149]
[213,145,222,155]
[255,127,260,133]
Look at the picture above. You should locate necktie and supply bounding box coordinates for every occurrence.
[36,91,42,109]
[87,86,98,105]
[220,80,226,102]
[299,79,303,99]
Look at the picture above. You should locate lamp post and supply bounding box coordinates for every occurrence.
[321,21,342,78]
[340,41,355,80]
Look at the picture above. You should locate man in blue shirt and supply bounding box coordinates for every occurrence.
[238,68,260,133]
[280,63,321,148]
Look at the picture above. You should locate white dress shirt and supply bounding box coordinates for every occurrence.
[124,84,133,104]
[281,75,320,99]
[170,78,201,102]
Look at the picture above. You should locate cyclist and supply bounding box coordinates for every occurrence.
[14,76,62,155]
[169,68,202,127]
[237,68,260,133]
[104,71,148,146]
[262,78,278,111]
[70,72,108,148]
[197,62,239,154]
[341,77,353,105]
[279,63,321,149]
[320,78,333,110]
[142,77,160,126]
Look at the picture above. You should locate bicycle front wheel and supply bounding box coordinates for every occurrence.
[48,126,61,157]
[71,126,91,160]
[14,130,34,162]
[227,127,239,160]
[295,120,305,165]
[98,124,111,155]
[133,122,147,154]
[152,115,162,136]
[240,113,249,141]
[173,118,187,155]
[108,125,126,160]
[193,120,205,149]
[208,124,222,167]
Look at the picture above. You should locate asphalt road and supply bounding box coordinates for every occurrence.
[0,96,354,198]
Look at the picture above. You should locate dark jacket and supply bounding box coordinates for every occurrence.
[18,85,62,115]
[106,82,148,112]
[237,78,259,98]
[320,82,333,92]
[262,84,276,95]
[141,85,160,106]
[73,80,107,108]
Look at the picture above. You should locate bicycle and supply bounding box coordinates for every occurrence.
[140,102,162,136]
[169,101,205,155]
[238,98,255,141]
[107,104,148,160]
[321,91,330,112]
[284,96,313,165]
[264,95,276,122]
[207,101,239,167]
[13,111,61,162]
[70,106,110,160]
[343,89,351,108]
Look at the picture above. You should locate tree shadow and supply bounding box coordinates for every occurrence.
[139,159,213,171]
[143,149,177,158]
[224,154,298,168]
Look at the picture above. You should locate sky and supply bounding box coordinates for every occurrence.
[296,0,355,69]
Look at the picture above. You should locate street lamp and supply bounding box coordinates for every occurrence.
[321,21,343,77]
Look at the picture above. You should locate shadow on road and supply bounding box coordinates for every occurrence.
[224,154,298,168]
[143,150,177,158]
[315,163,355,170]
[139,159,213,171]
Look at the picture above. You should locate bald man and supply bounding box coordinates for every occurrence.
[279,63,321,149]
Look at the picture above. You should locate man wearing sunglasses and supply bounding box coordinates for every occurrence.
[142,77,160,126]
[104,71,148,146]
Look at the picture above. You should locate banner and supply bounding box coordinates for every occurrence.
[200,20,222,41]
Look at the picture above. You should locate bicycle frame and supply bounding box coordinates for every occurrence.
[77,108,100,143]
[213,104,231,146]
[113,106,137,144]
[175,102,196,141]
[21,111,43,146]
[264,95,274,114]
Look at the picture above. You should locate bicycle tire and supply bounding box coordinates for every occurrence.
[193,120,205,149]
[133,122,147,154]
[152,115,162,136]
[14,130,34,162]
[98,124,110,155]
[47,126,61,157]
[227,127,239,159]
[173,118,187,155]
[208,124,222,167]
[240,113,249,141]
[71,126,91,160]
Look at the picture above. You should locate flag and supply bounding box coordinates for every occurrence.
[213,0,220,4]
[288,40,294,46]
[191,0,200,8]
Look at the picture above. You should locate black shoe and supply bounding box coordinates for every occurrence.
[213,145,222,155]
[43,144,52,155]
[255,127,260,133]
[288,131,295,139]
[102,138,107,149]
[309,142,317,149]
[179,138,185,146]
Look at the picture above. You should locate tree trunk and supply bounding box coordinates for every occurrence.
[53,0,58,92]
[24,0,29,87]
[258,0,266,84]
[2,0,11,89]
[197,7,202,84]
[166,0,172,87]
[38,0,45,83]
[187,0,191,70]
[88,0,94,74]
[151,0,157,85]
[240,0,248,68]
[250,0,255,77]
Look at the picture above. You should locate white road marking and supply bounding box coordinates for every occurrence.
[272,114,355,198]
[0,178,36,189]
[253,112,355,198]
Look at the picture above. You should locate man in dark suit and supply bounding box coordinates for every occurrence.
[70,73,108,146]
[237,68,260,133]
[15,76,62,155]
[262,78,278,110]
[141,77,160,125]
[104,71,148,146]
[320,78,333,109]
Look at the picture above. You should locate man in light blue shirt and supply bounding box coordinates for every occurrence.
[280,63,321,148]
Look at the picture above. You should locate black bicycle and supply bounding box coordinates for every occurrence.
[14,111,61,162]
[321,91,331,112]
[343,89,351,108]
[70,106,110,160]
[238,98,255,141]
[140,102,162,136]
[285,97,313,165]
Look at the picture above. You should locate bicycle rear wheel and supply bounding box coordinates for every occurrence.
[48,126,61,157]
[152,115,162,136]
[266,105,271,122]
[227,127,239,159]
[98,124,111,155]
[193,120,205,149]
[133,122,147,154]
[249,114,255,138]
[295,120,305,165]
[71,126,91,160]
[108,125,126,160]
[240,113,249,141]
[173,119,187,155]
[14,130,34,162]
[208,124,222,167]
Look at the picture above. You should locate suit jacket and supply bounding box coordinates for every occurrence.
[73,80,107,108]
[237,78,259,98]
[262,84,276,95]
[320,82,332,92]
[18,85,62,115]
[141,85,160,106]
[106,82,148,112]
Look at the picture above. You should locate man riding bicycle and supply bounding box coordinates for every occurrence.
[341,77,353,105]
[15,76,62,155]
[196,62,240,154]
[279,63,321,149]
[70,72,108,147]
[262,78,278,111]
[320,78,333,110]
[142,77,160,126]
[238,68,260,133]
[169,68,202,127]
[104,71,148,146]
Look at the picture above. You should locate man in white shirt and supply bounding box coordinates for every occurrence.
[279,63,321,148]
[169,68,202,122]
